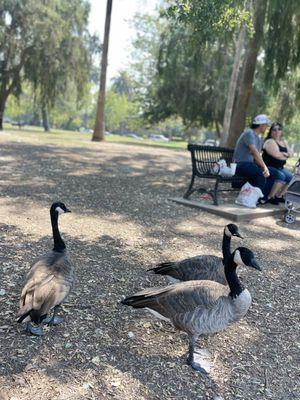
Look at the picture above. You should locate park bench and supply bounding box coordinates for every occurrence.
[11,121,26,129]
[184,144,245,205]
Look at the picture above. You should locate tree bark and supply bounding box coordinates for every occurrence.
[41,104,50,132]
[220,26,245,146]
[0,94,7,131]
[92,0,113,142]
[227,0,267,148]
[0,84,10,131]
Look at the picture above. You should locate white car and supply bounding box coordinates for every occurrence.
[127,133,142,140]
[79,127,93,134]
[149,134,169,142]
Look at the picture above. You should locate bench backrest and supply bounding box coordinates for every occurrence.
[187,144,234,176]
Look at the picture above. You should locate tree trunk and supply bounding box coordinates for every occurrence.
[0,98,6,131]
[41,104,50,132]
[92,0,113,142]
[215,120,221,140]
[220,26,245,146]
[227,0,267,148]
[0,88,9,131]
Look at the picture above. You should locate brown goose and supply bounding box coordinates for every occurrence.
[17,202,73,336]
[122,247,261,373]
[149,223,243,284]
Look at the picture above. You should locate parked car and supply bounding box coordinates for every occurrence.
[149,134,169,142]
[79,127,93,134]
[126,133,142,140]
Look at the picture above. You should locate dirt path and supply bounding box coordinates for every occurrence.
[0,132,299,400]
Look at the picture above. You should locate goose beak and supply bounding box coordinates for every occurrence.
[235,232,244,239]
[250,258,261,271]
[65,208,71,213]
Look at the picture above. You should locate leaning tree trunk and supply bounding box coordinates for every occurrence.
[92,0,113,142]
[227,0,267,148]
[220,25,245,146]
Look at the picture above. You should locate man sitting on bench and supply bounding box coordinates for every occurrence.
[233,114,281,205]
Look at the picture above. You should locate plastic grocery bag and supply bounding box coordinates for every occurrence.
[212,159,235,177]
[235,182,264,208]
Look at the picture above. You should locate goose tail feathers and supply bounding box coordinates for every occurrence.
[17,310,32,323]
[148,262,176,275]
[16,304,32,323]
[121,286,172,309]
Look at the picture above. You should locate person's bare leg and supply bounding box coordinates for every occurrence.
[268,181,285,199]
[276,183,289,197]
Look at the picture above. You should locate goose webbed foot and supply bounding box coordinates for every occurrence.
[187,337,209,374]
[43,305,64,326]
[187,357,209,374]
[25,322,43,336]
[43,315,64,326]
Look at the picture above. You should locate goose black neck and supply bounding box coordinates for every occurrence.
[224,253,244,298]
[51,210,66,252]
[222,229,231,264]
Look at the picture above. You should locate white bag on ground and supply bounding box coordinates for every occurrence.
[235,182,264,208]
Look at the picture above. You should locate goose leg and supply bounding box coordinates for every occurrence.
[43,306,64,326]
[25,322,43,336]
[186,336,208,374]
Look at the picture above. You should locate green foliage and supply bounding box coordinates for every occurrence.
[111,71,135,99]
[104,90,141,132]
[5,84,35,121]
[165,0,252,42]
[264,0,300,91]
[142,22,236,128]
[0,0,95,121]
[129,1,300,139]
[130,13,164,98]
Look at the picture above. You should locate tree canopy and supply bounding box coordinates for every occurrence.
[0,0,95,130]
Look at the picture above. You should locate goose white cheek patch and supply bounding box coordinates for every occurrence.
[55,206,65,214]
[225,226,231,236]
[233,250,244,266]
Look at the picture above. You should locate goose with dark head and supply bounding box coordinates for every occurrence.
[17,202,73,336]
[122,246,261,373]
[149,223,243,284]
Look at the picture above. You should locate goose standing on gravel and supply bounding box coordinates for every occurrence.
[17,202,73,336]
[122,247,261,373]
[149,223,243,284]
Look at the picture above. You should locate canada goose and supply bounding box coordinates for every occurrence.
[149,223,243,284]
[17,202,73,336]
[121,247,261,373]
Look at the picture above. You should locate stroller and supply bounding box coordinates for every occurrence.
[284,158,300,224]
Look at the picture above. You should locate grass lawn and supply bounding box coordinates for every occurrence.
[3,124,298,167]
[3,124,188,150]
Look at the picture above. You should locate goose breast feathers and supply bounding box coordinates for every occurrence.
[18,251,74,318]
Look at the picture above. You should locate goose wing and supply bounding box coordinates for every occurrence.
[18,251,74,319]
[152,255,226,284]
[122,280,229,319]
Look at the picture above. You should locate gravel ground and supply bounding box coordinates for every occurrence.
[0,132,299,400]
